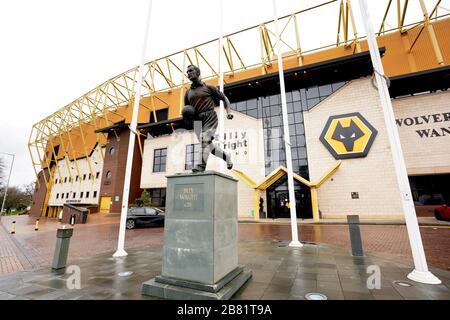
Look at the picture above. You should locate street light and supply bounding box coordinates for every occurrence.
[0,152,15,217]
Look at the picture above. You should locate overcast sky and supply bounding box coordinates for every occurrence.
[0,0,444,187]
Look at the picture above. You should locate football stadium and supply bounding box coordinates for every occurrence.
[29,0,450,223]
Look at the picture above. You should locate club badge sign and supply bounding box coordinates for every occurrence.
[319,112,377,159]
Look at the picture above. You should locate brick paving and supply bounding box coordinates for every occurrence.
[0,240,449,300]
[0,222,34,275]
[0,214,449,277]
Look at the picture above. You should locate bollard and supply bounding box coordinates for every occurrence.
[58,210,63,222]
[70,214,75,226]
[34,218,40,231]
[52,226,74,270]
[347,215,364,257]
[10,221,16,234]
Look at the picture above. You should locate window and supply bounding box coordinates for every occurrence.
[149,108,169,123]
[96,172,100,179]
[55,178,58,184]
[61,193,65,199]
[73,193,76,199]
[86,192,90,198]
[80,192,84,198]
[106,171,112,179]
[230,80,346,178]
[89,173,92,180]
[185,144,201,170]
[148,188,166,207]
[144,208,157,215]
[56,193,59,199]
[153,148,167,172]
[409,174,450,205]
[66,193,69,199]
[93,191,97,198]
[109,147,115,156]
[83,174,87,181]
[76,175,79,182]
[64,177,67,183]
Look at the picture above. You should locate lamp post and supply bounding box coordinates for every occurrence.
[0,152,15,217]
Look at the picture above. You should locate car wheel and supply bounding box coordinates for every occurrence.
[126,219,136,229]
[434,210,443,221]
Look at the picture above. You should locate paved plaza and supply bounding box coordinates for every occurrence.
[0,214,449,300]
[0,239,449,300]
[1,214,449,277]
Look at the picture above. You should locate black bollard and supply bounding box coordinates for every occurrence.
[347,215,364,257]
[52,227,74,270]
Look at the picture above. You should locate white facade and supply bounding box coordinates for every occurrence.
[48,146,105,206]
[140,109,266,219]
[393,90,450,176]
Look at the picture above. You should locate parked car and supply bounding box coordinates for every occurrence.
[126,206,165,229]
[434,203,450,221]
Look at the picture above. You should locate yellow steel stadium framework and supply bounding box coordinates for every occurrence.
[28,0,450,201]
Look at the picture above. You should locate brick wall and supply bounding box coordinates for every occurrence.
[29,169,50,217]
[99,129,143,213]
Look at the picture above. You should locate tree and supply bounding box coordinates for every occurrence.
[135,189,151,207]
[23,181,36,200]
[0,182,34,213]
[0,187,24,212]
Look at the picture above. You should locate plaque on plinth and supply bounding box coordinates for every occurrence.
[142,171,252,300]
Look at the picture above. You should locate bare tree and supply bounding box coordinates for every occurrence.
[23,181,35,200]
[0,186,31,213]
[0,182,35,213]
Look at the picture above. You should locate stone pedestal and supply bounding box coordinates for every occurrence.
[142,171,252,300]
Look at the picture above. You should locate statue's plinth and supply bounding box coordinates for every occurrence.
[142,171,252,300]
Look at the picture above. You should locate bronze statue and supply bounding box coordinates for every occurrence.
[183,65,233,172]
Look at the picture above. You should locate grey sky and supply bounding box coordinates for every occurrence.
[0,0,442,187]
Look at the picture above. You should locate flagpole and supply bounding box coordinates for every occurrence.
[113,0,153,257]
[218,0,225,173]
[358,0,440,284]
[272,0,302,248]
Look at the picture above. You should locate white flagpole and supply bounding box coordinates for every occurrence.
[113,0,153,257]
[272,0,302,248]
[359,0,440,284]
[218,0,225,173]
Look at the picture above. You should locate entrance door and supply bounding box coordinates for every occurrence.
[266,175,312,219]
[274,191,290,218]
[100,197,112,213]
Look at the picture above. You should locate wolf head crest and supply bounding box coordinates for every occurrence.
[331,120,364,152]
[320,113,378,159]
